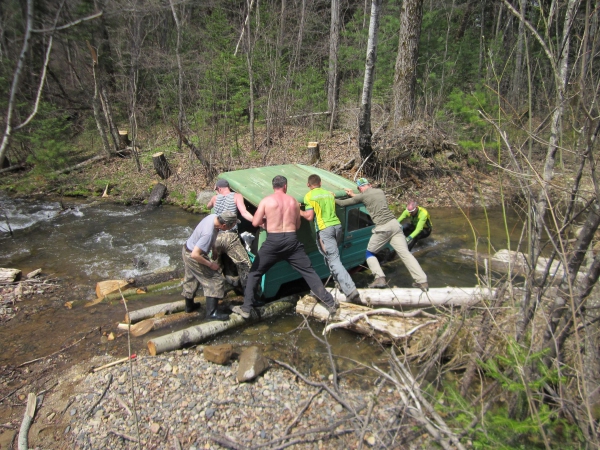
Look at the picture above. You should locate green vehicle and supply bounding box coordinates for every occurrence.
[217,164,380,299]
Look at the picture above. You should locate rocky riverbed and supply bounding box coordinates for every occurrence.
[8,345,418,449]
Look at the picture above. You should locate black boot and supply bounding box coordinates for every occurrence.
[185,297,198,313]
[205,297,229,321]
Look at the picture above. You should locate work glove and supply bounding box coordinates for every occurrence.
[406,236,413,244]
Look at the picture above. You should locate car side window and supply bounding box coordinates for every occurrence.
[346,206,374,232]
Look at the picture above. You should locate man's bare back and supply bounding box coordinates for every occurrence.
[252,188,300,233]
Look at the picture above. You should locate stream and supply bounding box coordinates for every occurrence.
[0,194,523,376]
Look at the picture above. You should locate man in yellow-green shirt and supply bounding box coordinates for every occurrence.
[397,200,432,251]
[300,174,360,303]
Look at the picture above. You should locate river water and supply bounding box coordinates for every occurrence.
[0,194,523,375]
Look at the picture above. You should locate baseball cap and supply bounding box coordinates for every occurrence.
[218,210,240,225]
[356,178,369,187]
[215,179,229,189]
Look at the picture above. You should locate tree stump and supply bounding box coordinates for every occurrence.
[307,142,320,164]
[152,152,172,180]
[147,183,167,210]
[118,130,131,149]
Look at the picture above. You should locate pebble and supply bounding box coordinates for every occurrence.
[62,352,403,449]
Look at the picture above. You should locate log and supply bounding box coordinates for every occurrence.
[332,287,493,307]
[307,142,320,164]
[17,393,36,450]
[126,300,186,323]
[296,296,439,343]
[124,285,235,322]
[146,183,167,209]
[0,162,27,174]
[52,154,108,176]
[152,152,171,180]
[129,310,202,337]
[127,269,183,288]
[118,130,131,149]
[458,249,584,283]
[85,279,182,308]
[147,295,299,355]
[0,268,21,283]
[96,280,131,298]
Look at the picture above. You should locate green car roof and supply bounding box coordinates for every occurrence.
[217,164,358,206]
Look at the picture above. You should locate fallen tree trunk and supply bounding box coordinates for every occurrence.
[53,154,108,176]
[332,286,493,307]
[0,162,27,174]
[126,299,186,323]
[146,183,167,210]
[127,269,183,288]
[147,295,299,355]
[296,296,440,343]
[458,249,584,283]
[85,279,181,308]
[124,286,235,322]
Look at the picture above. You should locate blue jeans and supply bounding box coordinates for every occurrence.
[317,224,356,296]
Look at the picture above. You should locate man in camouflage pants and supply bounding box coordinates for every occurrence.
[207,179,254,290]
[182,210,240,320]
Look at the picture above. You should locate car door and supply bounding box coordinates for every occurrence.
[339,203,374,270]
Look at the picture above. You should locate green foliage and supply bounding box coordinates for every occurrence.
[429,337,584,449]
[16,102,76,176]
[479,339,566,392]
[186,191,197,207]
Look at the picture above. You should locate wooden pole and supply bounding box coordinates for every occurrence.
[92,354,137,372]
[332,286,494,307]
[147,295,298,355]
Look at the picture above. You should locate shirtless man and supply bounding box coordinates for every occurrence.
[232,175,337,319]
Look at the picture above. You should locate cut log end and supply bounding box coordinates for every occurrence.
[130,319,155,337]
[148,341,157,356]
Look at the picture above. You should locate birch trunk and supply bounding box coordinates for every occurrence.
[147,295,298,355]
[331,287,493,307]
[169,0,185,150]
[0,0,33,168]
[358,0,382,170]
[328,0,340,134]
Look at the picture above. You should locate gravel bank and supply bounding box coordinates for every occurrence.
[51,347,404,449]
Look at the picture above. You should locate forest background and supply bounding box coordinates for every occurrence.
[1,0,600,448]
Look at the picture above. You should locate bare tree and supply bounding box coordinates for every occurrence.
[328,0,340,135]
[0,1,101,168]
[169,0,185,150]
[358,0,382,175]
[393,0,425,125]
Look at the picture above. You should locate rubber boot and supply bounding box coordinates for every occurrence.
[205,297,229,321]
[185,297,197,313]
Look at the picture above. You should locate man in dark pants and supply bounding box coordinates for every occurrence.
[397,200,432,251]
[232,175,337,319]
[182,210,240,320]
